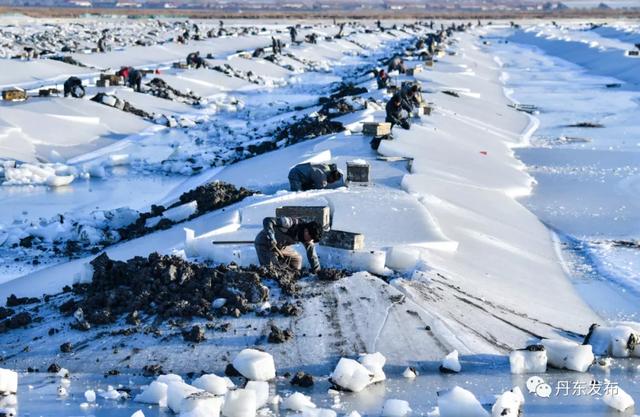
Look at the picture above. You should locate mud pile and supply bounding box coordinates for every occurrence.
[146,77,201,106]
[176,181,254,214]
[57,253,315,329]
[116,181,253,242]
[276,116,344,146]
[91,93,152,120]
[65,253,271,327]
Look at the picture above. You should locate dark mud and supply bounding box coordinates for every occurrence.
[146,77,201,106]
[276,116,344,146]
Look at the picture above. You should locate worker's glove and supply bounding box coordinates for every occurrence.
[269,239,278,251]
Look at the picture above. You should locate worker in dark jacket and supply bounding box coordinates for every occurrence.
[289,26,298,43]
[186,51,206,68]
[376,69,390,89]
[63,76,85,98]
[288,163,344,192]
[385,94,411,130]
[388,56,406,74]
[400,83,422,110]
[254,216,322,272]
[128,68,142,92]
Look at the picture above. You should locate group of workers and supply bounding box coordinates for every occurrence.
[251,28,453,273]
[251,161,344,275]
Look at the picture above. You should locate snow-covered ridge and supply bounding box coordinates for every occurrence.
[0,25,603,379]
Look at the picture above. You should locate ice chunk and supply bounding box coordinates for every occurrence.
[131,411,145,417]
[584,324,639,358]
[509,346,547,374]
[212,298,227,309]
[441,350,461,373]
[437,386,489,417]
[158,374,184,384]
[245,381,269,409]
[181,392,224,417]
[167,381,202,413]
[163,201,198,223]
[491,387,524,417]
[135,381,168,407]
[282,392,316,411]
[0,369,18,395]
[222,389,257,417]
[192,374,229,396]
[358,352,386,383]
[602,383,634,412]
[46,175,74,187]
[402,367,417,378]
[0,408,16,417]
[541,339,594,372]
[105,207,139,229]
[386,246,420,271]
[88,163,106,178]
[56,368,69,378]
[145,216,162,229]
[232,349,276,381]
[73,262,94,285]
[382,399,412,417]
[100,386,123,400]
[330,358,373,393]
[303,408,337,417]
[108,154,130,166]
[0,395,17,408]
[85,389,96,403]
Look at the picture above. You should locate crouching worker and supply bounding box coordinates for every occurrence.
[288,162,344,192]
[385,94,411,130]
[63,76,85,98]
[376,69,390,89]
[254,216,322,273]
[128,68,143,92]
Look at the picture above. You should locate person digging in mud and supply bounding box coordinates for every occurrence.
[63,76,85,98]
[401,83,423,110]
[376,69,390,89]
[254,216,322,273]
[186,51,207,69]
[386,94,411,130]
[388,56,406,74]
[128,68,143,92]
[288,162,344,192]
